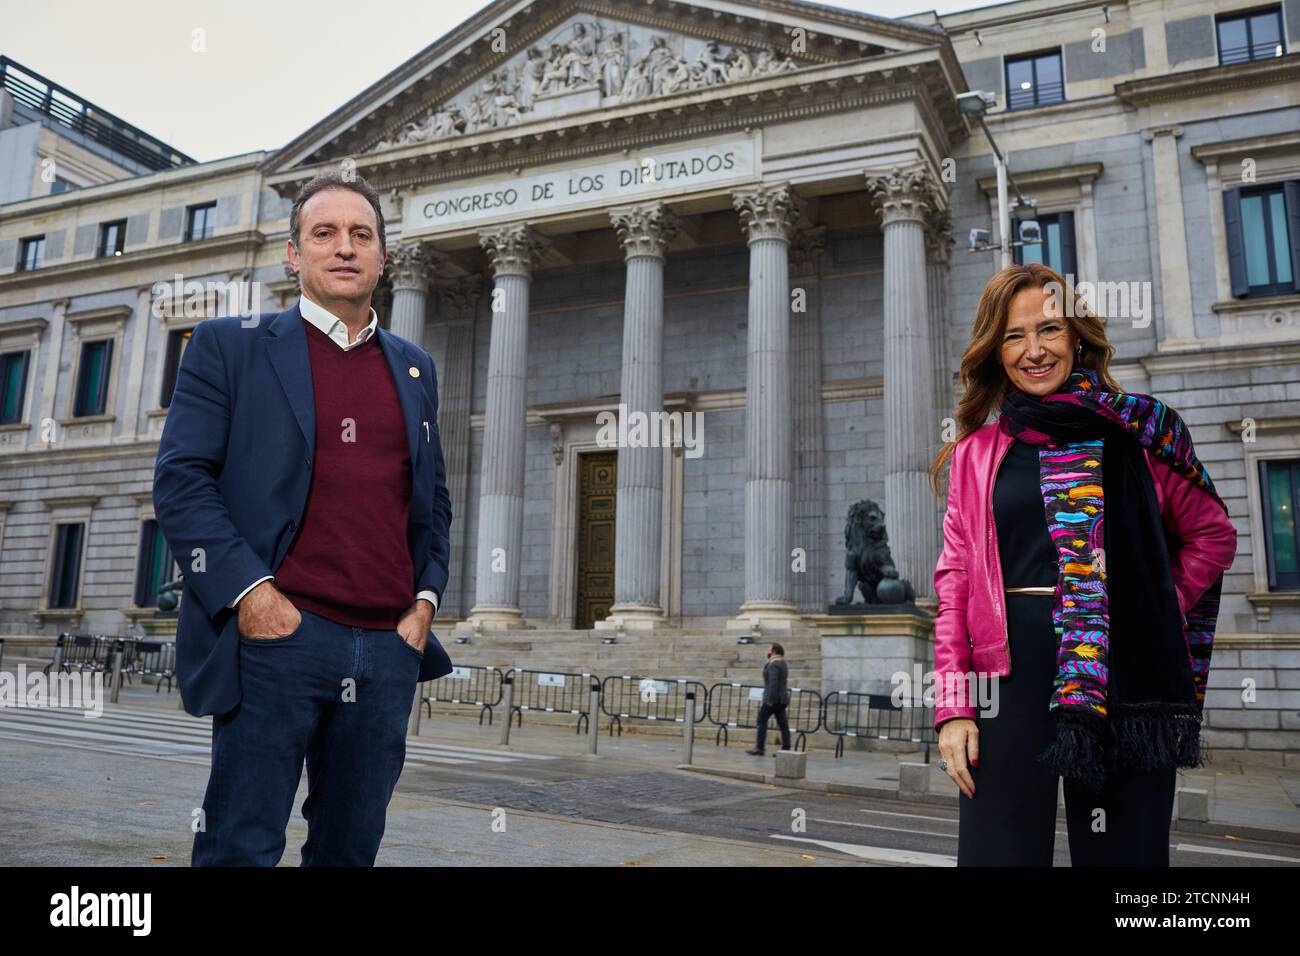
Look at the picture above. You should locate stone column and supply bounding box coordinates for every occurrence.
[435,274,482,621]
[464,223,547,630]
[925,208,954,431]
[790,227,827,613]
[923,206,954,606]
[38,298,69,434]
[867,166,939,601]
[125,285,154,439]
[1143,125,1196,347]
[387,241,432,347]
[728,183,807,632]
[601,202,682,631]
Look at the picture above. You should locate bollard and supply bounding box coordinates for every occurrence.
[587,681,601,755]
[499,672,515,745]
[774,750,807,780]
[682,691,696,765]
[898,761,931,796]
[51,636,64,678]
[1176,787,1209,823]
[109,644,124,705]
[408,681,424,737]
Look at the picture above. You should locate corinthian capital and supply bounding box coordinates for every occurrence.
[437,274,484,322]
[478,222,549,279]
[732,183,807,244]
[387,241,433,292]
[610,202,682,260]
[866,166,938,226]
[925,207,954,265]
[789,226,827,278]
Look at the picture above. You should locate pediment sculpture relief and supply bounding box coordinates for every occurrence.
[372,21,802,151]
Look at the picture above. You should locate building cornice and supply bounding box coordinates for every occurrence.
[264,0,953,173]
[1191,130,1300,163]
[0,317,49,336]
[0,152,268,219]
[268,51,966,196]
[1138,339,1300,376]
[65,305,133,325]
[976,161,1103,196]
[41,494,102,510]
[1115,54,1300,107]
[0,231,267,295]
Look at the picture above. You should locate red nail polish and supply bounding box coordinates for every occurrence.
[972,759,979,768]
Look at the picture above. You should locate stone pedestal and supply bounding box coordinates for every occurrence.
[811,609,935,699]
[137,616,178,638]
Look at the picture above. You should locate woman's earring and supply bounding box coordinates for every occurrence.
[1075,342,1083,363]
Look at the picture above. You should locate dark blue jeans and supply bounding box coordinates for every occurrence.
[192,608,423,866]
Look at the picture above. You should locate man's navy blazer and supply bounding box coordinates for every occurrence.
[153,302,454,717]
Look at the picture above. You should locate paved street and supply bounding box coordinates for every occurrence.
[2,689,1297,867]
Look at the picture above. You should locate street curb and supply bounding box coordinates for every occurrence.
[681,764,1300,847]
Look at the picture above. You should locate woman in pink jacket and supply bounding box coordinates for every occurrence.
[929,263,1236,867]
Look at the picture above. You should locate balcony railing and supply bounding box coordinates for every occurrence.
[0,56,194,172]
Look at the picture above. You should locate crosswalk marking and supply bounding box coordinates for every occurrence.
[0,704,555,769]
[1173,843,1300,863]
[811,816,959,840]
[771,834,957,866]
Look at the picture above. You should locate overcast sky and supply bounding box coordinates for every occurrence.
[5,0,994,162]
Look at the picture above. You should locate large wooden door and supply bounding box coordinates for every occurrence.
[574,450,617,629]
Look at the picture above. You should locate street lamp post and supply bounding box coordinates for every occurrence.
[957,90,1038,269]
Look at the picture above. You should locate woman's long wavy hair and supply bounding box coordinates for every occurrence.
[928,262,1121,497]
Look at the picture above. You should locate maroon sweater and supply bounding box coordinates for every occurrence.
[275,320,414,628]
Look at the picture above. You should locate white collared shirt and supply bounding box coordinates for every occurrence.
[298,293,379,349]
[227,295,439,617]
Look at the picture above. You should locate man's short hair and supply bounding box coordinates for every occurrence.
[770,642,785,656]
[289,171,386,251]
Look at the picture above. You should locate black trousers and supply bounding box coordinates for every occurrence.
[957,593,1177,867]
[755,702,791,751]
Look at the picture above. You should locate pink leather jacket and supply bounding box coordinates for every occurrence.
[933,419,1237,731]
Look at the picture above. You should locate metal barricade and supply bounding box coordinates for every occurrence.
[45,634,106,677]
[598,674,709,737]
[418,664,506,725]
[119,640,177,692]
[507,668,600,733]
[704,682,822,751]
[822,691,935,762]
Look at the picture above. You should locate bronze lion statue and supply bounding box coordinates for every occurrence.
[834,499,915,606]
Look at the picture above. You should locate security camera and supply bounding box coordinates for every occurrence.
[969,227,990,250]
[1017,219,1042,243]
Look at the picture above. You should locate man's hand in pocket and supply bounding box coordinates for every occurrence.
[237,580,301,639]
[396,600,434,653]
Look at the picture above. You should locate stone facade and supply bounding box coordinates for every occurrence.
[0,0,1297,753]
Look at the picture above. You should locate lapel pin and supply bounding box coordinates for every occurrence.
[408,366,420,378]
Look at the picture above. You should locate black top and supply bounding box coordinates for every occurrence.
[993,439,1059,588]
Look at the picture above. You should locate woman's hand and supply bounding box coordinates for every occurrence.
[938,718,979,798]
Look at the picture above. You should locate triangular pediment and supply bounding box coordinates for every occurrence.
[370,15,817,153]
[264,0,948,174]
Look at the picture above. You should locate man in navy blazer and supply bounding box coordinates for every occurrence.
[153,170,453,866]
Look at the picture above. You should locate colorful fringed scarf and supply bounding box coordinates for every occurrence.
[999,365,1228,792]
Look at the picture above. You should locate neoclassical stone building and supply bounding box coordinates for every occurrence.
[1,0,1297,749]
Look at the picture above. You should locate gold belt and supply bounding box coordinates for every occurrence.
[1005,586,1055,594]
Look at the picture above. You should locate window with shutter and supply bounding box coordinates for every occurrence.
[1223,183,1298,298]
